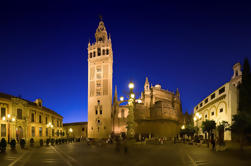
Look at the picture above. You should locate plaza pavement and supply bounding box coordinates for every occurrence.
[0,142,251,166]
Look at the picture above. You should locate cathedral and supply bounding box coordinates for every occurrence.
[87,19,182,139]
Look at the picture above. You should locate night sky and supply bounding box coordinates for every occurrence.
[0,1,250,123]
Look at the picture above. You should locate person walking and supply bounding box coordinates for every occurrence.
[211,138,216,151]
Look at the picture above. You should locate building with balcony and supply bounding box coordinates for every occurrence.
[0,92,64,143]
[193,62,242,140]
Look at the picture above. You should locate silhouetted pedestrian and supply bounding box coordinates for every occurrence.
[211,139,215,151]
[115,136,120,152]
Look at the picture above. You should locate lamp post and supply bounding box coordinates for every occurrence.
[69,128,73,137]
[193,113,202,136]
[127,82,136,138]
[118,81,140,139]
[47,122,54,138]
[2,114,16,143]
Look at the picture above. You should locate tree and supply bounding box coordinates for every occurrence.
[180,124,196,139]
[180,117,197,140]
[229,58,251,150]
[126,99,137,139]
[229,113,251,150]
[202,120,216,147]
[217,121,229,145]
[238,58,251,114]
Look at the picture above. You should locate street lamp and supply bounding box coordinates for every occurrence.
[69,128,73,133]
[194,113,202,136]
[137,99,142,103]
[128,82,134,90]
[181,125,185,130]
[193,117,197,121]
[120,96,124,102]
[47,122,54,138]
[130,93,135,99]
[127,81,136,138]
[69,128,73,139]
[2,114,16,143]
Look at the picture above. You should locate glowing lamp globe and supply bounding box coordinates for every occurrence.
[128,82,134,89]
[130,93,135,99]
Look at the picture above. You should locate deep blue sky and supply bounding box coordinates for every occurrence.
[0,1,250,123]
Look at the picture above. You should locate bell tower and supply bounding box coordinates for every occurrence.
[87,19,113,138]
[144,77,151,108]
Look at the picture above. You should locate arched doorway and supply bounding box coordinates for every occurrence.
[16,126,23,142]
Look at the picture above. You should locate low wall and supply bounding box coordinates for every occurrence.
[136,120,180,138]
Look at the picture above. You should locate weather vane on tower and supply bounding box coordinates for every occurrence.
[99,15,103,21]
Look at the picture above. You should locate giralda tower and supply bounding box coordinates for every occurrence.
[87,19,113,138]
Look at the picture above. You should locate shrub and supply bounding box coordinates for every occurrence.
[30,138,35,147]
[62,139,67,143]
[20,139,26,149]
[68,138,72,143]
[39,139,43,146]
[46,139,50,146]
[10,139,16,150]
[0,138,7,152]
[51,139,55,145]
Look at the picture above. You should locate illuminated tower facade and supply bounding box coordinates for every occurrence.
[87,20,113,138]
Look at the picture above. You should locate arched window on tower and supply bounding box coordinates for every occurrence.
[93,51,96,57]
[98,48,101,56]
[102,49,105,55]
[106,49,109,55]
[235,70,239,76]
[90,52,92,58]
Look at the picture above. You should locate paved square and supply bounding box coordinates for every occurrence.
[1,142,251,166]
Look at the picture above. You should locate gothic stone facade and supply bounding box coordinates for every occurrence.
[113,77,182,138]
[87,20,182,139]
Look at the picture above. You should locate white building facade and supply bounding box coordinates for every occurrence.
[193,63,242,140]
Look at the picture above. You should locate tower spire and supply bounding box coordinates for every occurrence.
[144,77,150,91]
[99,15,103,21]
[95,17,108,42]
[175,88,180,98]
[145,77,149,84]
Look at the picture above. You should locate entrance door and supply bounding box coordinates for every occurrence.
[16,126,23,141]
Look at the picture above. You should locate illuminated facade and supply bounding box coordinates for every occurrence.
[63,122,87,139]
[113,77,182,138]
[87,20,113,138]
[87,20,182,139]
[193,63,241,140]
[0,92,63,142]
